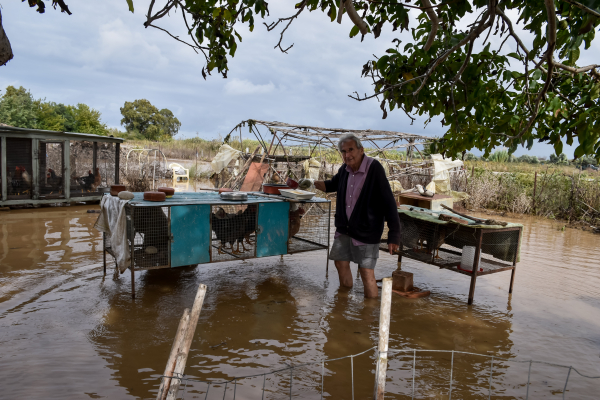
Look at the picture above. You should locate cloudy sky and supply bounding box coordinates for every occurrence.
[2,1,598,157]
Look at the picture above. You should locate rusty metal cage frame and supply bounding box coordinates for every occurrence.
[381,211,522,304]
[102,194,332,298]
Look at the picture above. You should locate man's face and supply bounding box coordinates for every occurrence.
[340,139,365,171]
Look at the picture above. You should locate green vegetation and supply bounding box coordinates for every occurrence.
[466,167,600,228]
[0,85,109,135]
[120,99,181,141]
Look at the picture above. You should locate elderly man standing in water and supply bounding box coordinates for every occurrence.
[313,134,401,298]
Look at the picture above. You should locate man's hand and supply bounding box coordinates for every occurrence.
[388,243,399,255]
[314,180,326,192]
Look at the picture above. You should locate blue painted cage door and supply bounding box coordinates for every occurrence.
[170,205,211,267]
[256,202,290,257]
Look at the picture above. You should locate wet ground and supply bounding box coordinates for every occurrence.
[1,204,599,399]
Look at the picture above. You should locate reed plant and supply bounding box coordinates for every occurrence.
[465,167,600,226]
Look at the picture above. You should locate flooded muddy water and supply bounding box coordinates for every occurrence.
[1,205,599,399]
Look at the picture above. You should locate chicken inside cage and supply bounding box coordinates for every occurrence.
[211,204,258,255]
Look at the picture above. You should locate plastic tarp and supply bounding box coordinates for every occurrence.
[211,144,242,174]
[303,158,321,180]
[431,154,464,194]
[389,180,403,193]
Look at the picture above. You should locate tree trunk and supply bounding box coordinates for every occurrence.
[0,10,14,66]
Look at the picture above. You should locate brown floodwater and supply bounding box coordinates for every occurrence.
[1,202,599,399]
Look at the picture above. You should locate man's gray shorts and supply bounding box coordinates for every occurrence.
[328,234,379,269]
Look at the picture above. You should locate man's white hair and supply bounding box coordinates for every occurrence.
[338,134,364,152]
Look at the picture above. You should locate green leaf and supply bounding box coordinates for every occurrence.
[349,25,360,38]
[126,0,134,12]
[506,52,520,60]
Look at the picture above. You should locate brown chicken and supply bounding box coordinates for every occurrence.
[288,205,305,243]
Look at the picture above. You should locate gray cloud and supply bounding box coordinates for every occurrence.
[1,1,597,157]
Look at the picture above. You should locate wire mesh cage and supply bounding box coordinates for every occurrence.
[381,212,521,274]
[68,140,116,197]
[39,141,65,199]
[109,194,331,271]
[6,138,33,200]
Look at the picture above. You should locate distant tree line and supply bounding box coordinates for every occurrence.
[0,86,181,141]
[460,150,598,169]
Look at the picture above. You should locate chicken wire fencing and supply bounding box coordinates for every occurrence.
[380,213,520,275]
[69,140,117,197]
[6,137,33,200]
[105,198,331,270]
[39,141,65,199]
[155,347,599,400]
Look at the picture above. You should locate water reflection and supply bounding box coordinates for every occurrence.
[1,205,599,399]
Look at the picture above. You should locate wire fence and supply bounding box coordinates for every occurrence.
[156,347,600,400]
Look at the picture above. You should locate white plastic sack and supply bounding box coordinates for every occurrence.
[431,154,463,194]
[211,144,242,174]
[389,180,403,193]
[303,158,321,180]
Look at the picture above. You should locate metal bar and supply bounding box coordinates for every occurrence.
[115,143,120,184]
[233,378,237,400]
[1,136,6,201]
[103,232,107,276]
[562,366,572,400]
[526,360,532,399]
[351,355,354,400]
[467,229,483,305]
[289,366,293,399]
[449,350,454,400]
[222,382,228,400]
[326,202,331,276]
[510,227,522,294]
[412,350,416,400]
[488,356,494,399]
[262,374,266,400]
[205,382,211,400]
[321,362,324,400]
[131,225,135,299]
[64,140,70,201]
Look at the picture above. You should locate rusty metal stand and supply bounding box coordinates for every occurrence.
[467,229,483,305]
[102,232,106,276]
[130,229,135,300]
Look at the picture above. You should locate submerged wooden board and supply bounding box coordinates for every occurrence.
[256,202,289,257]
[170,204,211,267]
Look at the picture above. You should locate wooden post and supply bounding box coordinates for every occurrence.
[467,229,483,305]
[374,277,392,400]
[115,143,121,184]
[1,136,6,201]
[64,140,71,201]
[157,308,191,400]
[532,171,537,214]
[165,284,208,400]
[32,138,39,200]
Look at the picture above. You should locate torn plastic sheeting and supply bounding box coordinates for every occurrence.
[303,158,321,180]
[431,154,463,194]
[211,144,242,174]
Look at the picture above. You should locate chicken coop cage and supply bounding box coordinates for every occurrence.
[102,192,331,298]
[380,205,522,304]
[0,126,123,206]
